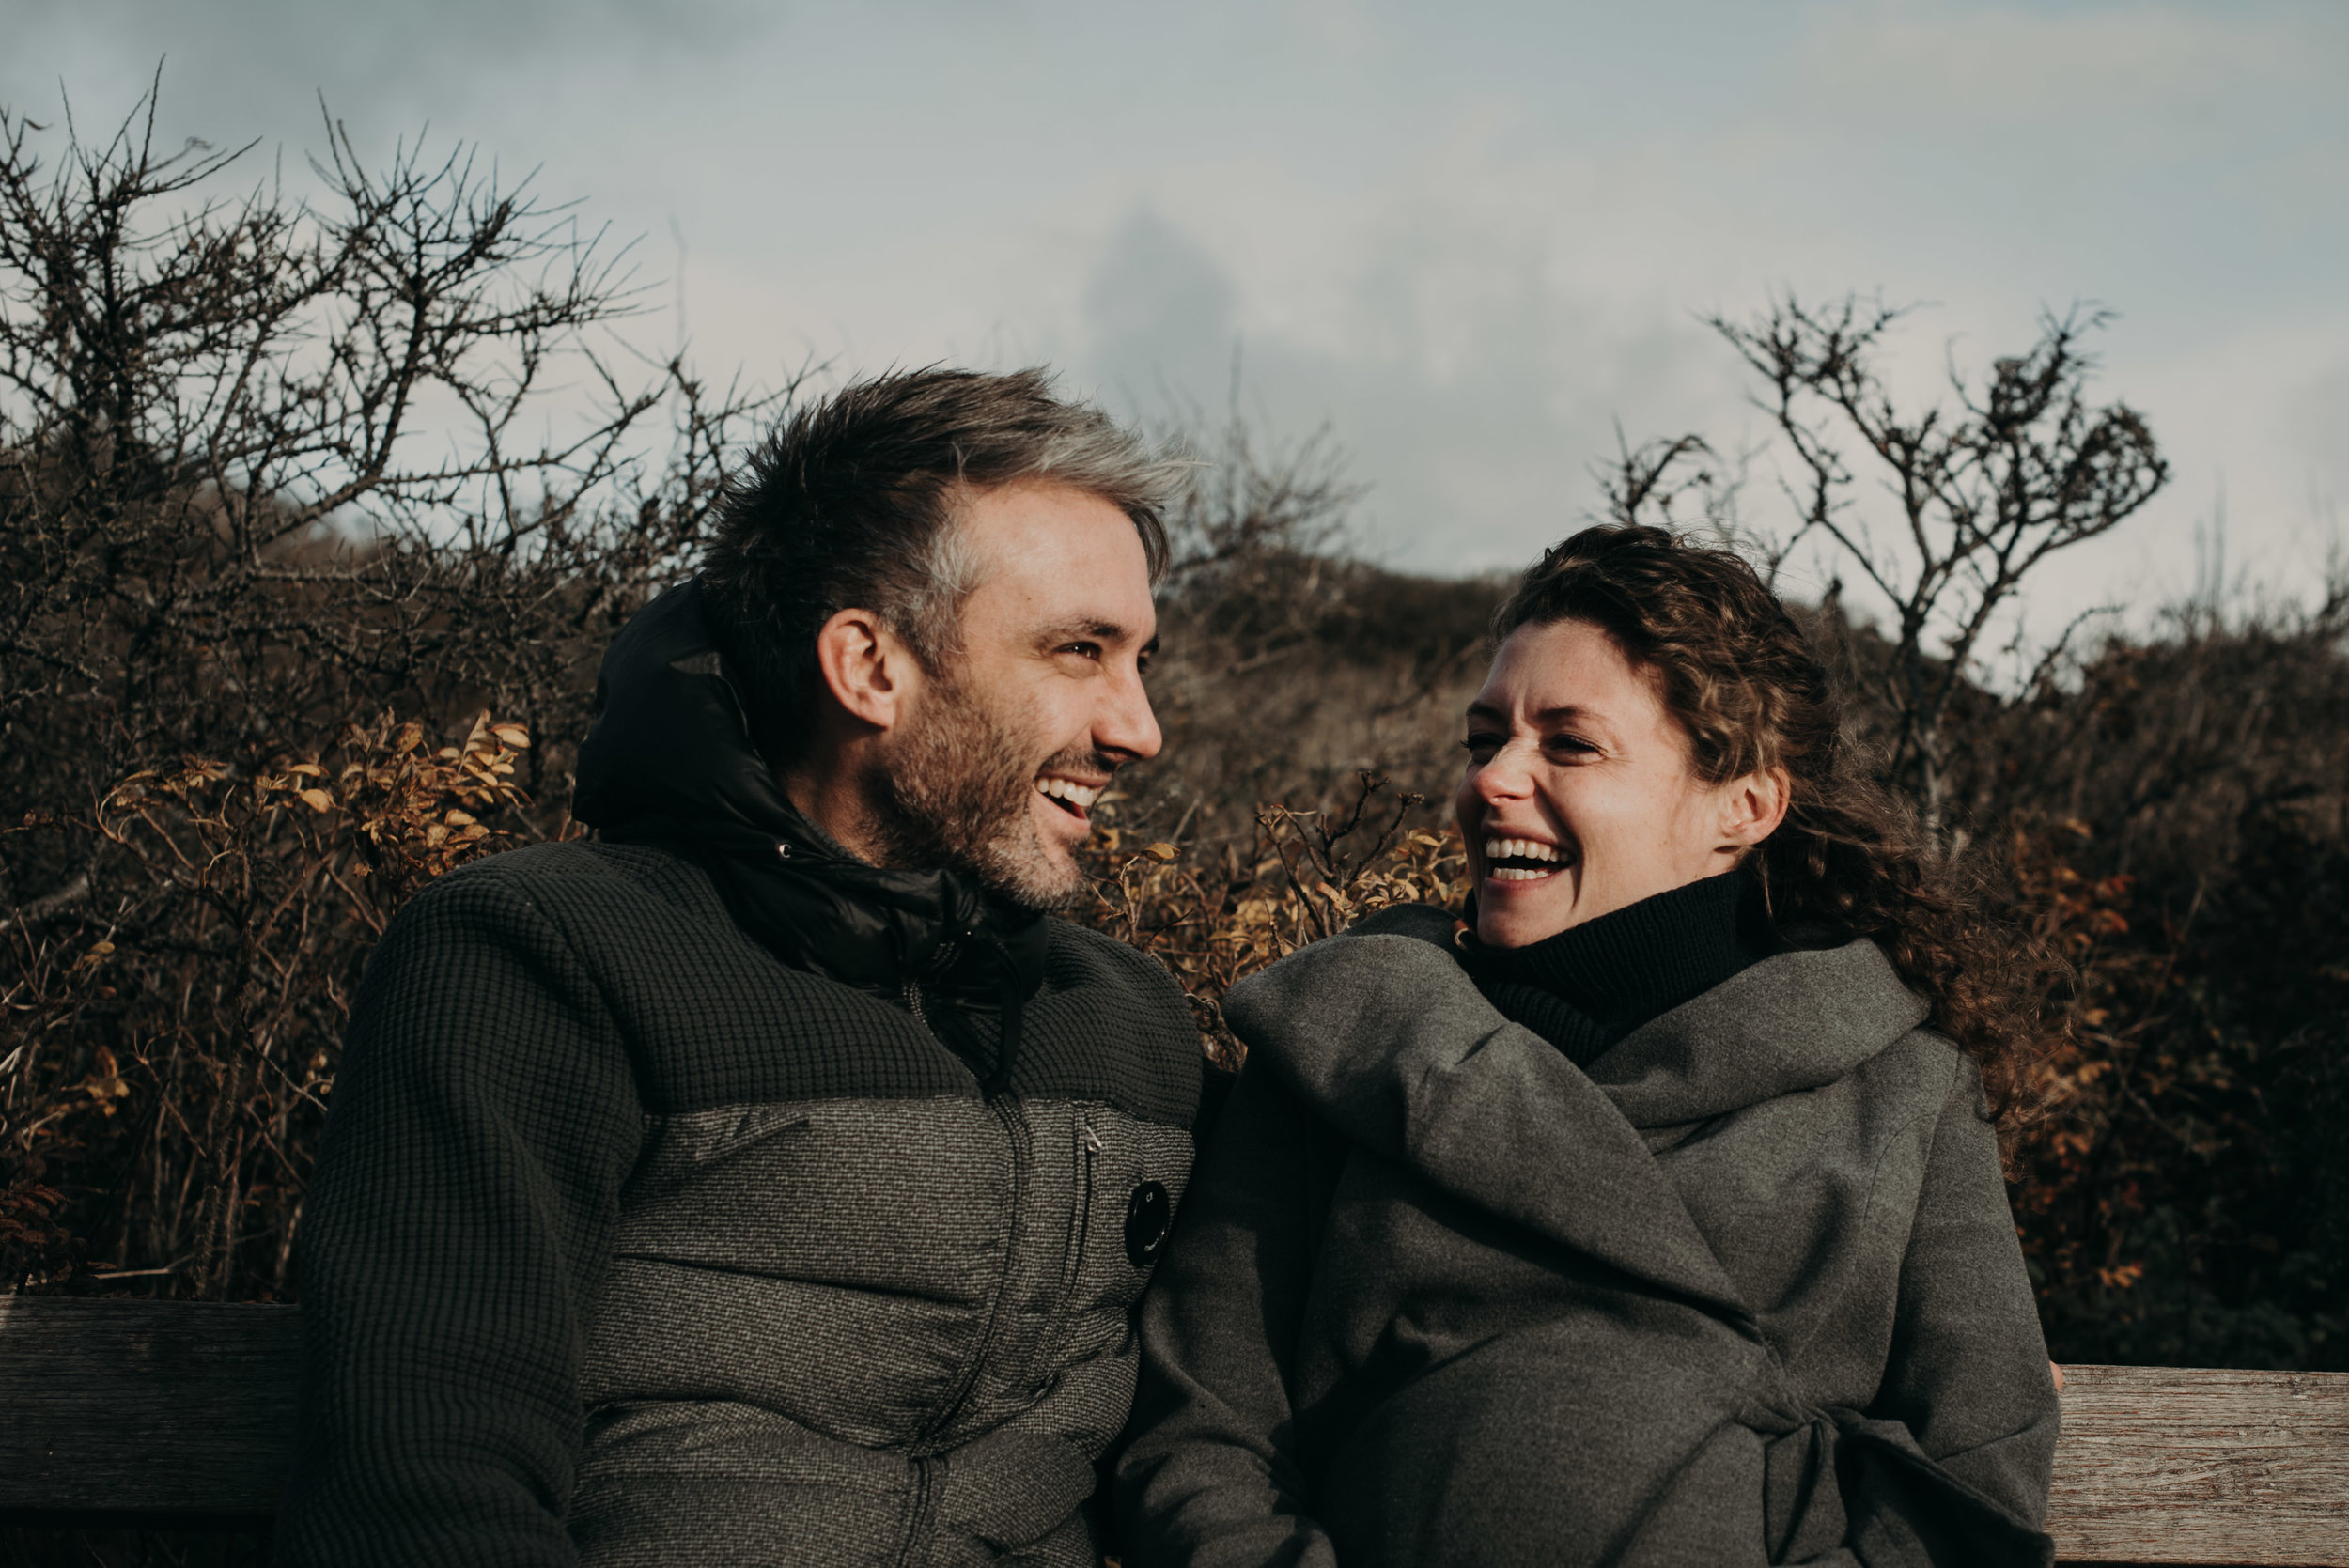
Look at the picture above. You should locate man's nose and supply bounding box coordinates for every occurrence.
[1097,666,1162,764]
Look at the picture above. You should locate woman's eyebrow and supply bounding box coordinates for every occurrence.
[1456,699,1607,722]
[1464,701,1610,728]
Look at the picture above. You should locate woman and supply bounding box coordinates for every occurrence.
[1115,525,2062,1567]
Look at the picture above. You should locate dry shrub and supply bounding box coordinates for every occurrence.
[0,714,549,1296]
[1081,772,1469,1066]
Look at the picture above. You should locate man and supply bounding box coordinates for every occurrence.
[278,368,1209,1566]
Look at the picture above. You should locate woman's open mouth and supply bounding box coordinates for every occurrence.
[1483,835,1567,883]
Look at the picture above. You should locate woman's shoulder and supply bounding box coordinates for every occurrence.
[1230,904,1473,1003]
[1345,901,1463,948]
[1220,905,1488,1064]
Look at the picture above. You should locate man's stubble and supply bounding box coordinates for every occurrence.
[867,672,1100,913]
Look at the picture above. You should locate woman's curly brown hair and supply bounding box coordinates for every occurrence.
[1493,523,2064,1127]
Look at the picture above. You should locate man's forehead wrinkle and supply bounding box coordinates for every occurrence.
[1034,614,1148,645]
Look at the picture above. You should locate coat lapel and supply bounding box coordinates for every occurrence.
[1588,939,1927,1127]
[1224,933,1751,1322]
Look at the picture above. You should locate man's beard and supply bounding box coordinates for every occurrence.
[864,675,1102,913]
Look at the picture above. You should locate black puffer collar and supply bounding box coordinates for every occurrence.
[572,580,1046,1033]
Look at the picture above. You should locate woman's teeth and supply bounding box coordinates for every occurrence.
[1035,777,1104,815]
[1484,836,1563,882]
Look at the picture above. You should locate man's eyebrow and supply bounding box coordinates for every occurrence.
[1038,617,1144,646]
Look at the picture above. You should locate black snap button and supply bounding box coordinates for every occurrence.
[1124,1180,1172,1268]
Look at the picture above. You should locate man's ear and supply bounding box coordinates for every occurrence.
[811,607,919,732]
[1718,765,1792,852]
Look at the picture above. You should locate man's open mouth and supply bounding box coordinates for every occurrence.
[1035,776,1105,822]
[1483,835,1568,883]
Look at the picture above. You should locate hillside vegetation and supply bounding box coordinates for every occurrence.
[4,89,2345,1383]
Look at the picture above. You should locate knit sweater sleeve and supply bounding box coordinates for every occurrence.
[1114,1059,1340,1568]
[1869,1056,2061,1531]
[275,863,644,1568]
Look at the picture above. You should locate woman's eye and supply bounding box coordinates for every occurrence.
[1460,733,1501,757]
[1547,734,1598,757]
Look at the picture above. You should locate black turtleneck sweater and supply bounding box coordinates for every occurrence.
[1457,870,1781,1067]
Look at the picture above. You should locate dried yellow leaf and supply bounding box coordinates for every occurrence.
[298,787,334,814]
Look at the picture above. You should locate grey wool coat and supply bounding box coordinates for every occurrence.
[1115,906,2059,1568]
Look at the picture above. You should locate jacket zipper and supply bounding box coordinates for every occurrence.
[914,1093,1030,1450]
[1065,1120,1100,1302]
[892,1454,940,1568]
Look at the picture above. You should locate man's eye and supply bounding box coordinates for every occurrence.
[1061,642,1102,660]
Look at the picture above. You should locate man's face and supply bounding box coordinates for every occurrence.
[869,480,1161,910]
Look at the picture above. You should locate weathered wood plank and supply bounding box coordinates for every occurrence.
[2050,1362,2349,1566]
[0,1296,300,1527]
[4,1302,2346,1562]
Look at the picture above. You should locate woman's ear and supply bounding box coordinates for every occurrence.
[810,607,918,732]
[1718,765,1792,851]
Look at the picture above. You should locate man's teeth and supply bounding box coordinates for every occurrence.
[1484,836,1563,882]
[1035,777,1104,811]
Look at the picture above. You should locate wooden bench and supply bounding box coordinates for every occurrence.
[2,1298,2343,1562]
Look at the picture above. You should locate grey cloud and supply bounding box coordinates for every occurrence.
[1076,202,1738,574]
[1081,206,1244,412]
[8,0,777,146]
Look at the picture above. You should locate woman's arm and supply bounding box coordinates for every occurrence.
[1868,1058,2062,1532]
[1114,1058,1342,1568]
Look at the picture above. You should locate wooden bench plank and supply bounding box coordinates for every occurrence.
[2051,1362,2349,1567]
[0,1296,300,1528]
[4,1300,2345,1562]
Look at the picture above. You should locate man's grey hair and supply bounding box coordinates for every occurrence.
[699,365,1186,764]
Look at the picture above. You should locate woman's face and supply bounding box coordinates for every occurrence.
[1455,618,1783,949]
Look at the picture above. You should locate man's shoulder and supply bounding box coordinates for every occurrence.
[382,840,735,975]
[1029,919,1205,1129]
[411,839,719,920]
[1042,917,1189,1004]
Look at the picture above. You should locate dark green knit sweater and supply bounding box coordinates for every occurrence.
[278,582,1206,1568]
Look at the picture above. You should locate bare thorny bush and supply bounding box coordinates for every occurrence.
[1610,293,2349,1367]
[0,85,1462,1299]
[0,85,778,1296]
[1606,292,2170,824]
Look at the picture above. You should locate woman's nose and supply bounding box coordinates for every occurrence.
[1472,742,1537,801]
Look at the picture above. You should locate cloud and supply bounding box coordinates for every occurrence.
[8,0,2343,626]
[5,0,778,148]
[1792,1,2341,124]
[1082,208,1244,411]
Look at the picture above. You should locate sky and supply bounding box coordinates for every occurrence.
[8,0,2347,636]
